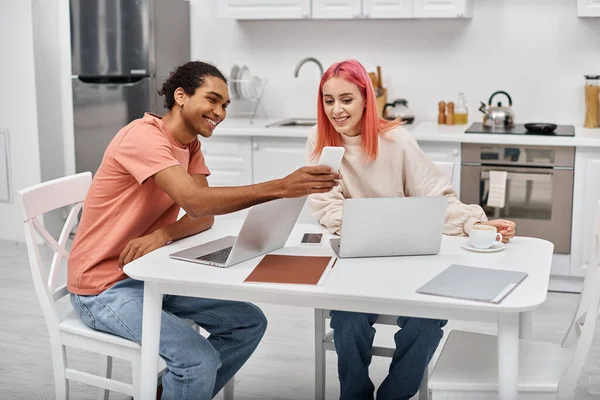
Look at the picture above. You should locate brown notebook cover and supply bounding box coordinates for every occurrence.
[244,254,334,285]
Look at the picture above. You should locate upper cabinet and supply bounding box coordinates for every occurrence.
[363,0,413,19]
[312,0,361,19]
[578,0,600,16]
[311,0,413,19]
[217,0,311,20]
[414,0,472,18]
[218,0,471,19]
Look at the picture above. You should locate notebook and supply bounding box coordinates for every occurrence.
[416,264,528,304]
[243,254,336,286]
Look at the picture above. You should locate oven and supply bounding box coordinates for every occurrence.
[460,143,575,253]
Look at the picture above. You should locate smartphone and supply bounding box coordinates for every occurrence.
[301,233,323,245]
[318,146,345,172]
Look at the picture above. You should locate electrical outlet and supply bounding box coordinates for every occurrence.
[0,129,11,203]
[589,375,600,395]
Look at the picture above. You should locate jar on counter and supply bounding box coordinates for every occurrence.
[584,75,600,128]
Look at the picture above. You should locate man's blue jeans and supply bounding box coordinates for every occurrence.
[70,278,267,400]
[330,310,447,400]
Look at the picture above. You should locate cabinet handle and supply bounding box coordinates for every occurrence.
[253,143,259,150]
[453,149,459,156]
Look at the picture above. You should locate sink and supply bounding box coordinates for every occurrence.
[266,118,317,127]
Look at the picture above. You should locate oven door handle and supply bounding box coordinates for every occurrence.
[481,170,552,183]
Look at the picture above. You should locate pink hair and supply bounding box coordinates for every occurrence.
[312,59,401,162]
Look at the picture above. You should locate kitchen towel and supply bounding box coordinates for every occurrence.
[487,170,508,208]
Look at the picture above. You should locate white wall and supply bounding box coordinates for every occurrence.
[191,0,600,125]
[0,0,42,242]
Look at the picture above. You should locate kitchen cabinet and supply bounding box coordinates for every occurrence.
[312,0,412,19]
[217,0,311,20]
[418,141,462,195]
[363,0,413,19]
[312,0,361,19]
[414,0,473,18]
[252,137,315,223]
[218,0,469,19]
[201,135,315,223]
[199,136,253,187]
[251,137,307,183]
[578,0,600,17]
[570,149,600,276]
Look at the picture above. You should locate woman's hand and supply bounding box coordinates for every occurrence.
[480,219,516,243]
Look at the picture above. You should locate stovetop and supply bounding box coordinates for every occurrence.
[465,123,575,137]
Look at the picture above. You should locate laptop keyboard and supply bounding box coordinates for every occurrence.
[196,246,233,264]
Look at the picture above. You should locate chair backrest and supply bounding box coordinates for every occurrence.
[558,200,600,396]
[17,172,92,333]
[433,161,455,181]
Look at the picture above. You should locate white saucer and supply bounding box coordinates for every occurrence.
[461,242,506,253]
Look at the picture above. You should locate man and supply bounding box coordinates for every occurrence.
[67,61,340,400]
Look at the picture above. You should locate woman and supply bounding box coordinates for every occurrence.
[306,59,516,400]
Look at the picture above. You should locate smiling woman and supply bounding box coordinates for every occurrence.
[305,59,517,400]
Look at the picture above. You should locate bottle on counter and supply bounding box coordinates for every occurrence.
[584,75,600,128]
[454,92,469,125]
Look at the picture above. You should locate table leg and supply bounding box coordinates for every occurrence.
[498,313,519,400]
[139,282,162,400]
[519,311,533,340]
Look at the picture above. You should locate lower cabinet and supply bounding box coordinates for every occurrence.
[199,136,253,187]
[195,134,599,286]
[252,137,315,223]
[200,136,315,223]
[570,148,600,276]
[417,141,462,196]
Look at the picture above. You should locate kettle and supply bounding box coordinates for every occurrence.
[383,99,415,124]
[479,91,514,128]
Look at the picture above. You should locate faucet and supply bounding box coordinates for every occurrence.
[294,57,324,78]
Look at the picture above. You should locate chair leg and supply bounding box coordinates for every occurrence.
[97,355,112,400]
[314,308,326,400]
[132,355,141,400]
[50,343,70,400]
[223,376,234,400]
[419,366,429,400]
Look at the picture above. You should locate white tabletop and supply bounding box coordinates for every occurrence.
[125,220,554,317]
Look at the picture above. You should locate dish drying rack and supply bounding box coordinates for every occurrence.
[228,78,268,124]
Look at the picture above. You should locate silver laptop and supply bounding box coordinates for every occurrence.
[330,196,448,258]
[170,196,307,267]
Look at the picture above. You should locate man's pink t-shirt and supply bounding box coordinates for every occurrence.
[68,113,210,295]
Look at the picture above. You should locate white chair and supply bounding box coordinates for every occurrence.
[427,200,600,400]
[18,172,234,400]
[314,161,455,400]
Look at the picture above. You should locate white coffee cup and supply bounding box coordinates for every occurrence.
[469,224,503,249]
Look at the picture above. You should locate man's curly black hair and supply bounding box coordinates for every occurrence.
[158,61,227,110]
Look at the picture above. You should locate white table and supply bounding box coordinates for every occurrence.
[124,220,554,400]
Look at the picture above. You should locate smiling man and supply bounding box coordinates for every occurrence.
[67,61,340,400]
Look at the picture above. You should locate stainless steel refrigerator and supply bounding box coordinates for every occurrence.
[71,0,190,175]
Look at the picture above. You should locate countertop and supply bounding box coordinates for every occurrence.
[214,118,600,147]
